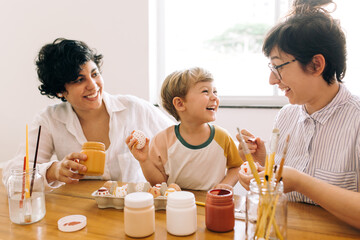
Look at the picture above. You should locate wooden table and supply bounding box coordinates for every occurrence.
[0,177,359,239]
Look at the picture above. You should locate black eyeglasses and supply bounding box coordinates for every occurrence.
[268,59,296,80]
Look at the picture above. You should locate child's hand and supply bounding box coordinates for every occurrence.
[125,132,150,162]
[212,183,233,192]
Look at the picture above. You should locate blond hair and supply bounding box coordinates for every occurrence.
[161,67,213,121]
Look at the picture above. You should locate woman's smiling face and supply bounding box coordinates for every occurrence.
[63,60,104,114]
[268,47,314,105]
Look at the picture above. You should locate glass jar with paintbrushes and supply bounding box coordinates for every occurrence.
[7,168,45,224]
[7,125,45,224]
[238,128,289,240]
[246,177,287,240]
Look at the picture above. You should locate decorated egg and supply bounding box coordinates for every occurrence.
[115,186,128,197]
[240,161,258,175]
[148,187,161,198]
[135,182,146,192]
[102,181,118,195]
[96,187,111,196]
[131,130,147,149]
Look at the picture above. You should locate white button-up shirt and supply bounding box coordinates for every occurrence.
[2,92,174,190]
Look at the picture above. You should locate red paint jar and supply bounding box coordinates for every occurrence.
[205,189,234,232]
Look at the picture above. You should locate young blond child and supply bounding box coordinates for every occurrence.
[126,67,243,190]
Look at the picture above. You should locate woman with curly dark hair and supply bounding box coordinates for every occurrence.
[3,38,173,189]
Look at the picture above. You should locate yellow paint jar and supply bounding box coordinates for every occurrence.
[79,142,105,176]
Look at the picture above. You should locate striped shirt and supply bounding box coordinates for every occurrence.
[274,84,360,204]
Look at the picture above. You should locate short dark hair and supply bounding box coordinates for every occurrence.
[36,38,103,101]
[262,2,346,84]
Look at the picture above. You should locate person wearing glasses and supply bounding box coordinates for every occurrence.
[237,0,360,229]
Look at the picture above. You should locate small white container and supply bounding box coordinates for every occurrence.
[58,215,87,232]
[124,192,155,238]
[166,191,197,236]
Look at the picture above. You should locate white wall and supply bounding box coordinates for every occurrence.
[0,0,279,165]
[214,108,278,141]
[0,0,150,164]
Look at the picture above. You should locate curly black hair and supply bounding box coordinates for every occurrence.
[36,38,103,102]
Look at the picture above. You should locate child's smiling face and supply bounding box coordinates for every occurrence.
[183,81,219,123]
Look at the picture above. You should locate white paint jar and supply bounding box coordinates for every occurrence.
[166,191,197,236]
[124,192,155,238]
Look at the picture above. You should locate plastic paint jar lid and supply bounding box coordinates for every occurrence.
[167,191,195,208]
[58,215,87,232]
[82,141,105,151]
[125,192,154,208]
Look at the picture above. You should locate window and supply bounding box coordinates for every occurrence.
[155,0,360,107]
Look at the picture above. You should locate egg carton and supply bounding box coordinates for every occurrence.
[91,182,169,210]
